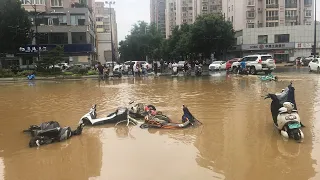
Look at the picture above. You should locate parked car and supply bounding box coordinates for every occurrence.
[177,61,185,70]
[123,61,152,72]
[231,54,276,75]
[226,58,241,70]
[308,58,320,72]
[302,56,316,66]
[209,61,224,71]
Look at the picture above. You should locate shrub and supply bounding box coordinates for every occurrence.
[0,69,15,78]
[68,66,88,75]
[63,72,73,76]
[87,70,98,75]
[17,70,35,77]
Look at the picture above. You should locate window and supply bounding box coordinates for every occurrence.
[51,0,62,6]
[266,22,279,27]
[52,15,67,25]
[304,0,312,6]
[285,0,297,8]
[202,6,207,10]
[247,11,255,18]
[96,25,103,28]
[248,0,254,5]
[247,23,255,28]
[231,5,233,11]
[182,7,187,11]
[305,21,312,25]
[285,10,297,20]
[266,11,279,20]
[70,15,86,25]
[231,16,233,22]
[188,7,193,10]
[247,56,258,61]
[228,7,230,12]
[266,0,279,8]
[21,0,45,4]
[96,17,103,21]
[305,10,312,17]
[258,35,268,44]
[274,34,290,43]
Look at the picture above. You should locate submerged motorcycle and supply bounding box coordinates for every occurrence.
[195,64,202,76]
[23,121,85,147]
[264,82,304,142]
[140,105,202,129]
[79,102,162,126]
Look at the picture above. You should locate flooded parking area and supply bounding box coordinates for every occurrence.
[0,67,320,180]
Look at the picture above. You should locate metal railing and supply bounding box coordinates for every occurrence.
[266,16,279,20]
[266,4,279,8]
[285,4,297,8]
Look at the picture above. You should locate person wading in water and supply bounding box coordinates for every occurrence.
[97,62,104,80]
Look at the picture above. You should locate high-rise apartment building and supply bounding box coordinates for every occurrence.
[165,0,222,38]
[95,2,118,64]
[150,0,166,37]
[222,0,314,31]
[19,0,97,66]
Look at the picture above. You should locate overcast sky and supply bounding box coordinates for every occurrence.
[98,0,320,43]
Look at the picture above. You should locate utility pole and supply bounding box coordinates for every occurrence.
[105,1,115,70]
[313,0,317,58]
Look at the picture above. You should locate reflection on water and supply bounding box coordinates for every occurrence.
[0,70,319,180]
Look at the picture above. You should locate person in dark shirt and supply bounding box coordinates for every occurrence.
[97,62,104,79]
[154,61,158,75]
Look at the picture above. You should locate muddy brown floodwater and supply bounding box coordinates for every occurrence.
[0,70,320,180]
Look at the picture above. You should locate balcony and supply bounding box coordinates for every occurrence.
[285,4,297,8]
[22,4,46,13]
[266,4,279,8]
[266,16,279,21]
[285,16,297,20]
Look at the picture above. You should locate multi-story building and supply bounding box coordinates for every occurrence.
[95,2,118,64]
[165,0,222,38]
[18,0,97,68]
[223,0,314,31]
[150,0,166,37]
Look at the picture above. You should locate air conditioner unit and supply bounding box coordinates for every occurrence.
[258,8,262,11]
[247,20,253,23]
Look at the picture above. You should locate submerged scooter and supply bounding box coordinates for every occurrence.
[195,64,202,76]
[23,121,85,147]
[79,104,128,126]
[264,81,304,142]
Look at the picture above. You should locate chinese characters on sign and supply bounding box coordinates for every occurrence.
[19,46,47,53]
[246,43,288,50]
[295,42,320,49]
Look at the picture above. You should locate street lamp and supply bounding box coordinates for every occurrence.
[105,1,115,70]
[26,1,41,61]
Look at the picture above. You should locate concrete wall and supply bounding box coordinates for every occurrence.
[241,25,320,44]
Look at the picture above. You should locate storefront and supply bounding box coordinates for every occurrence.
[241,42,295,62]
[16,44,96,68]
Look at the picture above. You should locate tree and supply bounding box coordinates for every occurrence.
[37,45,64,71]
[190,13,235,59]
[118,21,163,62]
[0,0,31,54]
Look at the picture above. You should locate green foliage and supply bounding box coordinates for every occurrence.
[37,45,64,70]
[67,66,88,75]
[63,71,73,76]
[119,14,235,62]
[0,69,15,77]
[17,70,34,77]
[87,70,98,75]
[0,0,32,53]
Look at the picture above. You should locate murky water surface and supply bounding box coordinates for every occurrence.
[0,68,320,180]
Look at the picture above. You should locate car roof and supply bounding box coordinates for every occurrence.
[245,54,272,57]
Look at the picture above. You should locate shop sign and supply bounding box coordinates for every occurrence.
[295,42,320,49]
[242,43,295,50]
[19,46,48,53]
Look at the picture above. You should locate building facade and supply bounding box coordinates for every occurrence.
[95,2,118,64]
[231,25,319,62]
[222,0,314,31]
[18,0,97,68]
[150,0,166,37]
[165,0,222,38]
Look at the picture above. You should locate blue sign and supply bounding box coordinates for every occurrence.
[18,44,94,54]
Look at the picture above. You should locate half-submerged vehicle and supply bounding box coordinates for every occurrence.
[79,102,162,126]
[139,105,202,129]
[264,81,304,142]
[23,121,85,147]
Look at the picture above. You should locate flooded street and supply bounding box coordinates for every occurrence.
[0,67,320,180]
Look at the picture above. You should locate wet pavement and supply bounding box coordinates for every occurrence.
[0,67,319,180]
